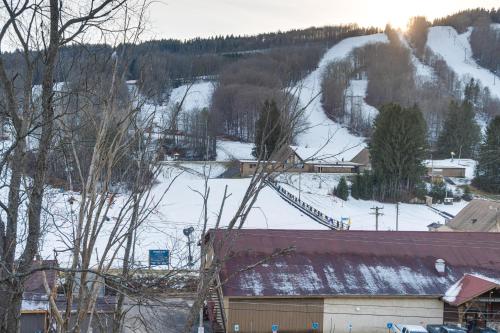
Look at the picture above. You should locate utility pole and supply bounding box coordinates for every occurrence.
[396,202,399,231]
[299,170,302,201]
[370,206,384,231]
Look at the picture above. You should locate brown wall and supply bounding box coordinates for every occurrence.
[227,298,324,333]
[239,162,307,177]
[314,166,356,173]
[427,167,466,178]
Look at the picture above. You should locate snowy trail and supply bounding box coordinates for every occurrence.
[398,33,434,83]
[296,33,388,161]
[168,81,214,111]
[427,26,500,99]
[139,80,215,128]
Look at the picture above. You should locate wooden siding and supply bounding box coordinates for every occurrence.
[227,298,324,333]
[427,167,466,178]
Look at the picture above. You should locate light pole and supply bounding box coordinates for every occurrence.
[184,226,203,332]
[183,226,195,267]
[490,204,500,232]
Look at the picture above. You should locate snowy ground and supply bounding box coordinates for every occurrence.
[296,33,389,161]
[276,172,466,232]
[344,79,379,124]
[216,140,254,161]
[168,81,214,111]
[38,161,471,268]
[427,26,500,99]
[398,33,435,84]
[39,164,329,268]
[138,80,215,129]
[34,31,491,268]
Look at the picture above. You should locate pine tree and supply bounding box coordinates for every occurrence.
[437,101,481,158]
[473,116,500,193]
[464,78,480,105]
[252,100,284,159]
[334,177,349,201]
[369,103,428,201]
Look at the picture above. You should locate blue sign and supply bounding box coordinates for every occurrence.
[312,322,320,329]
[387,322,393,329]
[149,249,170,266]
[271,324,279,332]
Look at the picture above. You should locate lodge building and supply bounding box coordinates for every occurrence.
[205,230,500,333]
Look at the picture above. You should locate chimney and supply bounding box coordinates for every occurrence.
[435,258,446,275]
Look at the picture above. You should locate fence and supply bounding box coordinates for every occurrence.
[266,179,350,231]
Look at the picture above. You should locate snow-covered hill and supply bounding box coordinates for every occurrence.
[296,33,388,161]
[427,26,500,99]
[398,33,434,84]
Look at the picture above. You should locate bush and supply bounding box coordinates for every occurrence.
[430,182,447,203]
[415,182,428,200]
[334,177,349,201]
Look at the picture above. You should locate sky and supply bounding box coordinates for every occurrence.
[146,0,499,40]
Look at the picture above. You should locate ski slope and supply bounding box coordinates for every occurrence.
[398,33,434,83]
[216,140,254,161]
[137,80,215,128]
[168,81,214,111]
[427,26,500,99]
[345,79,379,123]
[296,33,388,161]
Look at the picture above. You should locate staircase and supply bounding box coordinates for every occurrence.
[266,179,350,230]
[208,277,226,333]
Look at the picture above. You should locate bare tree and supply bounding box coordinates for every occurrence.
[0,0,138,331]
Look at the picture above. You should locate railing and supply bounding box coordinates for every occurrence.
[266,179,350,231]
[428,205,455,220]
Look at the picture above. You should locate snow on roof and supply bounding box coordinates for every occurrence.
[443,273,500,306]
[211,230,500,297]
[443,278,463,303]
[424,159,476,178]
[290,145,363,164]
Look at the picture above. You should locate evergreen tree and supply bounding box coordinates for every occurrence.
[464,78,480,105]
[429,181,447,203]
[350,172,374,200]
[369,104,428,201]
[334,177,349,201]
[252,100,284,159]
[437,101,481,158]
[473,116,500,193]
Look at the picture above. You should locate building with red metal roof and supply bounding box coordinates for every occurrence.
[206,230,500,333]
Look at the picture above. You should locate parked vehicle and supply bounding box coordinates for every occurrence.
[440,325,467,333]
[473,328,497,333]
[427,325,441,333]
[392,324,428,333]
